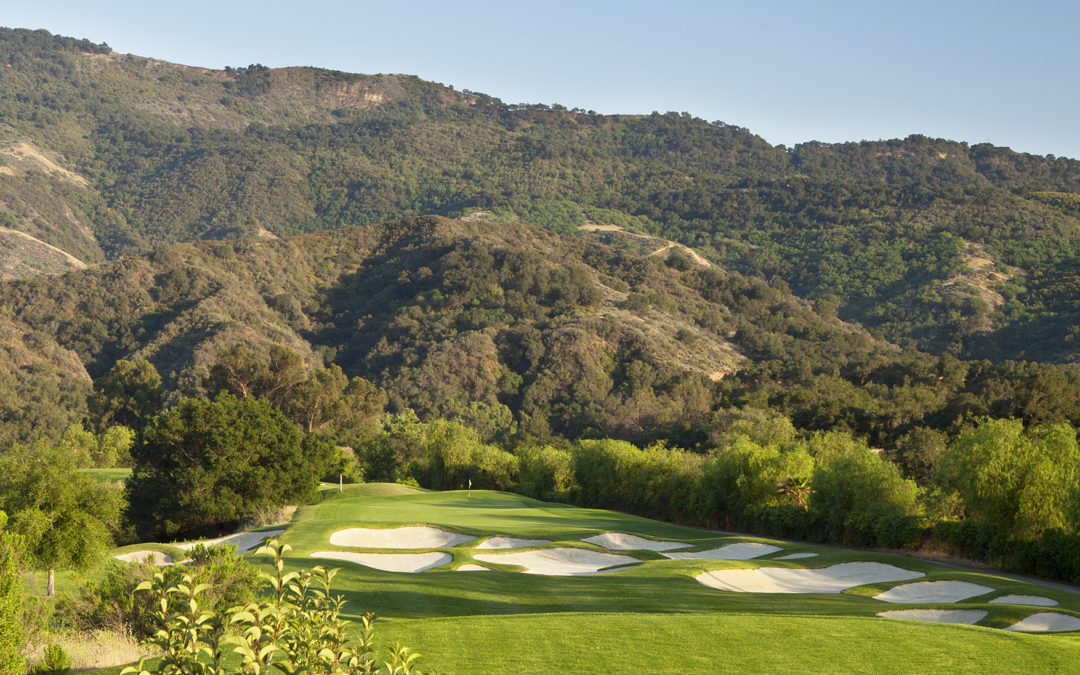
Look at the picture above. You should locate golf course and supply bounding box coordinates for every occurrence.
[110,482,1080,673]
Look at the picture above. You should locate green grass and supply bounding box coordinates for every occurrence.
[220,484,1080,672]
[87,484,1080,672]
[80,467,132,484]
[382,612,1080,674]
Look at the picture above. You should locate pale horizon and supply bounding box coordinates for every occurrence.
[4,0,1079,159]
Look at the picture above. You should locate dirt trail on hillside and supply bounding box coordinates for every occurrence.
[578,223,714,268]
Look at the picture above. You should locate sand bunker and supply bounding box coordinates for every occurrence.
[874,581,993,604]
[697,562,924,594]
[773,552,818,560]
[583,533,691,551]
[329,526,475,549]
[456,564,492,571]
[311,551,452,573]
[1005,613,1080,633]
[177,529,285,554]
[664,543,781,561]
[113,550,173,565]
[474,547,639,576]
[877,609,987,625]
[475,536,552,549]
[989,594,1058,607]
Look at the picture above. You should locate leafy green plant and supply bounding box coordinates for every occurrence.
[31,643,71,675]
[122,539,430,674]
[56,543,258,642]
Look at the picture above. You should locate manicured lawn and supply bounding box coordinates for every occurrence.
[235,484,1080,672]
[380,611,1080,674]
[96,484,1080,672]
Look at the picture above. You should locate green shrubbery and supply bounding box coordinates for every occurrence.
[347,412,1080,575]
[0,440,124,574]
[30,643,70,675]
[571,439,706,523]
[352,415,933,550]
[938,419,1080,538]
[55,544,260,642]
[514,445,573,501]
[121,541,428,674]
[699,435,813,530]
[809,442,921,547]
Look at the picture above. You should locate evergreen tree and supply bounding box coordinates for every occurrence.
[127,394,335,539]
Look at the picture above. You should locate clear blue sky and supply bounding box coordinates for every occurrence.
[6,0,1079,158]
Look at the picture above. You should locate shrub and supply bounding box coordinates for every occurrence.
[809,438,921,547]
[747,504,818,540]
[0,515,26,675]
[699,436,814,529]
[939,419,1080,539]
[571,439,705,522]
[31,643,71,675]
[515,444,575,501]
[466,443,519,490]
[122,540,429,674]
[55,544,258,641]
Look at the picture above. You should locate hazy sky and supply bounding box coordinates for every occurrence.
[6,0,1079,158]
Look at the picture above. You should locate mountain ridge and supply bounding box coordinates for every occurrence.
[0,26,1078,368]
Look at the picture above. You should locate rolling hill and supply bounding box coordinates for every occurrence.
[0,27,1079,365]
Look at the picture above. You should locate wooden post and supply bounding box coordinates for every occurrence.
[339,473,343,493]
[47,568,54,596]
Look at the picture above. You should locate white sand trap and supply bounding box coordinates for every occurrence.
[874,581,993,604]
[475,536,552,549]
[329,526,474,549]
[113,550,173,565]
[989,594,1058,607]
[177,529,285,553]
[311,551,451,573]
[697,562,924,593]
[456,564,492,571]
[1005,613,1080,633]
[877,609,987,624]
[583,533,691,551]
[664,543,781,560]
[774,552,819,560]
[474,547,639,576]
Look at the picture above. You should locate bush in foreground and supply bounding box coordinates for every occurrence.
[123,540,430,674]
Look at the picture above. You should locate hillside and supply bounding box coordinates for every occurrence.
[1,28,1079,364]
[2,215,1077,458]
[0,215,777,444]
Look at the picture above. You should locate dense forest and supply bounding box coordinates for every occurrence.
[2,214,1078,455]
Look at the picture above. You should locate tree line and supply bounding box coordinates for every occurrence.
[2,341,1080,669]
